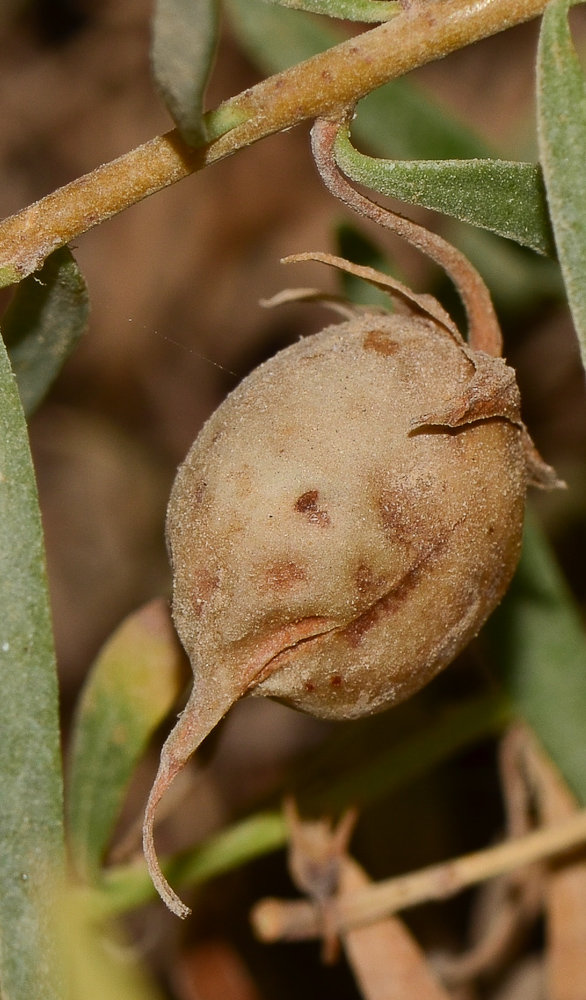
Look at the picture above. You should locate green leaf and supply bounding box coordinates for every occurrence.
[333,124,555,256]
[2,247,89,418]
[152,0,220,146]
[0,335,66,998]
[67,599,185,882]
[537,0,586,368]
[265,0,398,23]
[486,510,586,805]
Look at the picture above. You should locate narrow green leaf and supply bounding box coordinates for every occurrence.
[486,510,586,805]
[152,0,220,146]
[2,247,89,418]
[265,0,399,23]
[67,599,185,882]
[0,336,66,998]
[333,124,554,256]
[538,0,586,369]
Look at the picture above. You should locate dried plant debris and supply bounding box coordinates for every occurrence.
[283,797,451,999]
[250,730,586,998]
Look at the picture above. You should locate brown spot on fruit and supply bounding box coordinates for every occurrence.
[355,564,387,597]
[364,329,400,356]
[330,675,343,687]
[343,603,379,647]
[193,480,207,506]
[304,681,316,692]
[295,490,319,513]
[294,489,330,526]
[191,570,219,617]
[378,479,437,549]
[262,561,307,592]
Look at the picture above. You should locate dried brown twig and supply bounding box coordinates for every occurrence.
[251,807,586,942]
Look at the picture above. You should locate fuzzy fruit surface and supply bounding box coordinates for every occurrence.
[167,309,526,720]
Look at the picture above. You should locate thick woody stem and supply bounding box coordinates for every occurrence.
[310,116,503,356]
[0,0,551,284]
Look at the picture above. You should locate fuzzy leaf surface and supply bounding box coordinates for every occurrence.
[334,124,555,255]
[0,334,66,999]
[67,599,185,882]
[2,247,89,417]
[265,0,398,22]
[152,0,219,146]
[538,0,586,366]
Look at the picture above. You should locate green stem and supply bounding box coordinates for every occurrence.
[0,0,550,284]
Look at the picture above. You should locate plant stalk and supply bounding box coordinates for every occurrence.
[0,0,550,284]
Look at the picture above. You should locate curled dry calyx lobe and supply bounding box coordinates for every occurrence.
[142,249,558,917]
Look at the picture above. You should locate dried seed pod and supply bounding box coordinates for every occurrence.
[143,254,554,917]
[143,117,560,917]
[171,297,526,726]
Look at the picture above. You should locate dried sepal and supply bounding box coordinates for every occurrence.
[282,251,460,335]
[260,286,365,320]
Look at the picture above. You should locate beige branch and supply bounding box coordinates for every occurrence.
[0,0,550,285]
[251,809,586,942]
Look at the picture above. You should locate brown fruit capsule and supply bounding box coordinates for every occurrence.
[143,117,559,917]
[143,253,555,918]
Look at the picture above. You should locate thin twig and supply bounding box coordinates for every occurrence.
[0,0,550,284]
[251,809,586,942]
